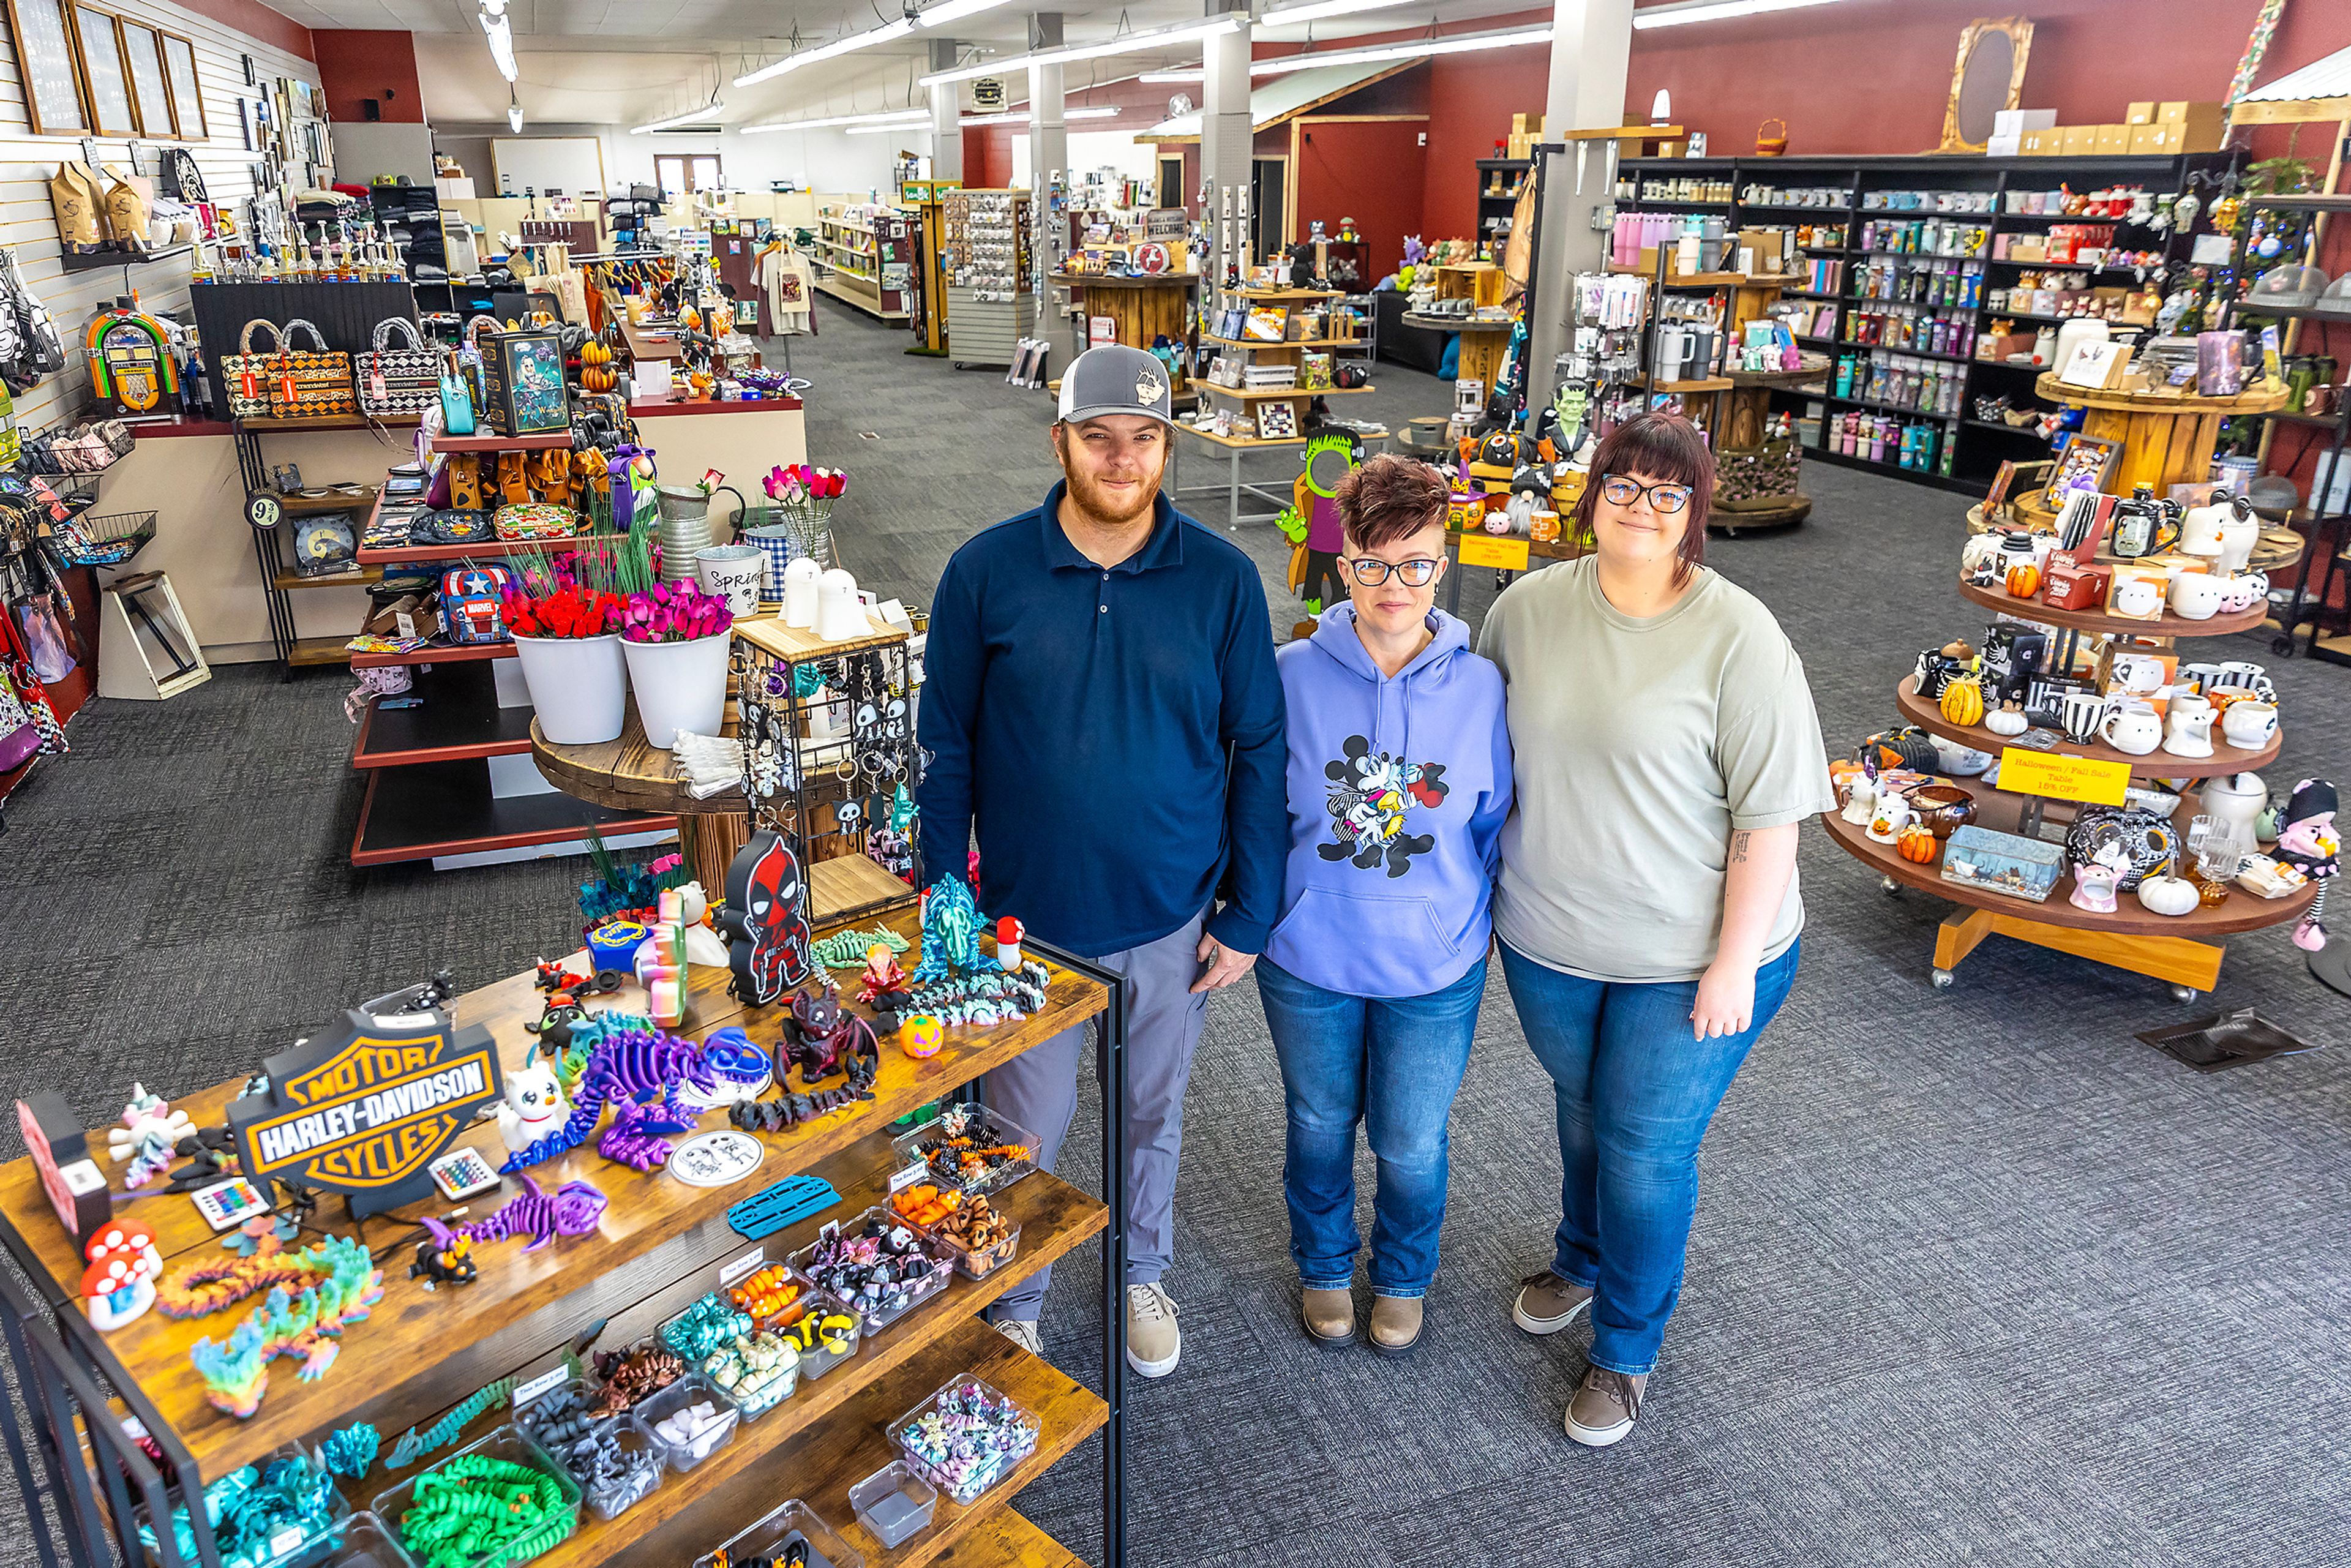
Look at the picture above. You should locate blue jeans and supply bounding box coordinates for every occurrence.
[1257,955,1487,1299]
[1498,939,1801,1376]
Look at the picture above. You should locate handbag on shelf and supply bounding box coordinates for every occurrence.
[222,318,283,419]
[359,317,441,419]
[267,318,356,419]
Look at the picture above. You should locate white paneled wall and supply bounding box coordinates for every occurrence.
[0,0,318,433]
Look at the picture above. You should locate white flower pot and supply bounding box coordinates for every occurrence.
[623,631,732,749]
[511,632,628,745]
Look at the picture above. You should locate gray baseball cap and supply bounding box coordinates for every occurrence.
[1057,343,1175,427]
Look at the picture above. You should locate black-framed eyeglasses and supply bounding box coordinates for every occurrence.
[1345,557,1441,587]
[1600,474,1694,514]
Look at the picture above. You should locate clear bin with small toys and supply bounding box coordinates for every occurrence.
[369,1425,582,1568]
[887,1183,1022,1280]
[689,1499,863,1568]
[635,1375,741,1473]
[787,1208,951,1333]
[887,1376,1041,1507]
[889,1102,1039,1196]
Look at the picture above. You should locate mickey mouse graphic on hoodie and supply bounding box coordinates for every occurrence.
[1265,604,1514,1000]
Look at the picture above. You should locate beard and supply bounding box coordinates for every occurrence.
[1057,437,1166,528]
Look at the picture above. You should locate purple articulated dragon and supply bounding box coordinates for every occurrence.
[422,1176,607,1255]
[500,1025,716,1175]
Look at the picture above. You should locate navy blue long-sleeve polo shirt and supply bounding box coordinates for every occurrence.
[915,480,1288,959]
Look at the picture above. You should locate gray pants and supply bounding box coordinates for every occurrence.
[986,913,1209,1321]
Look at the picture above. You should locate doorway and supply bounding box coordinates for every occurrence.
[654,154,722,198]
[1250,156,1286,264]
[1159,155,1185,210]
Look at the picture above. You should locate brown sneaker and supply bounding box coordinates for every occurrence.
[1301,1288,1355,1349]
[1565,1364,1646,1447]
[1512,1270,1594,1335]
[1368,1295,1423,1357]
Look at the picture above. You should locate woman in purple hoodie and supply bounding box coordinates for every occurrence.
[1257,454,1513,1357]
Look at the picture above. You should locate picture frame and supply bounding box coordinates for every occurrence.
[2057,339,2132,391]
[160,32,206,140]
[118,18,172,139]
[70,4,137,138]
[1938,17,2034,154]
[5,0,89,136]
[2042,433,2120,511]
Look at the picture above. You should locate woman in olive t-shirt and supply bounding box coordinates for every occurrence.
[1475,411,1834,1449]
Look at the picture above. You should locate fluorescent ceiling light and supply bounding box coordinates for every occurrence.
[507,87,522,132]
[742,108,930,134]
[921,15,1241,88]
[962,105,1121,127]
[478,4,517,83]
[1138,70,1202,83]
[1261,0,1420,26]
[1253,25,1552,75]
[914,0,1021,28]
[736,17,915,87]
[1632,0,1847,28]
[631,101,725,134]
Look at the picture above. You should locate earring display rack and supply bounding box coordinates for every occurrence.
[0,910,1134,1568]
[1820,576,2313,1000]
[1616,151,2241,496]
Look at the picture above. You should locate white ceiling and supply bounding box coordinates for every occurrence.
[276,0,1539,128]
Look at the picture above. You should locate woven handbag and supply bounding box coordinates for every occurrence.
[266,318,356,418]
[359,317,440,418]
[222,318,283,419]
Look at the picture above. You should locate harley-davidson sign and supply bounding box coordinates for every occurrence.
[231,1008,503,1218]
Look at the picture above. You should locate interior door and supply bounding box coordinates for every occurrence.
[1250,156,1286,263]
[1159,156,1185,210]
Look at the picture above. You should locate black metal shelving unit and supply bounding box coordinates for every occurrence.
[1476,157,1532,257]
[1616,150,2241,495]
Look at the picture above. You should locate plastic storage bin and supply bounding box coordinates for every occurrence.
[889,1188,1022,1280]
[847,1461,938,1550]
[887,1376,1041,1506]
[789,1207,952,1333]
[700,1324,800,1418]
[891,1104,1039,1196]
[691,1500,863,1568]
[778,1285,863,1380]
[138,1444,350,1568]
[312,1513,419,1568]
[513,1378,617,1449]
[370,1427,580,1568]
[635,1375,741,1472]
[533,1414,665,1524]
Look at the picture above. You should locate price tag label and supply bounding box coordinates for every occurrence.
[511,1365,570,1410]
[1457,534,1530,571]
[1997,748,2131,806]
[888,1161,929,1195]
[717,1245,767,1286]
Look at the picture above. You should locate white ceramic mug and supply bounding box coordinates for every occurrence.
[2214,660,2276,702]
[2222,699,2279,749]
[2112,577,2164,618]
[2062,690,2109,745]
[693,544,765,620]
[2100,701,2163,756]
[2216,571,2269,613]
[2168,571,2226,620]
[2162,696,2216,757]
[2109,653,2167,697]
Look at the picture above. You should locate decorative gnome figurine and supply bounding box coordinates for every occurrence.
[2276,778,2340,951]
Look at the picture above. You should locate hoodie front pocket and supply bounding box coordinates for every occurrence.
[1271,884,1463,996]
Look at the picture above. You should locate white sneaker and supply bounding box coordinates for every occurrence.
[1127,1283,1181,1378]
[995,1318,1043,1357]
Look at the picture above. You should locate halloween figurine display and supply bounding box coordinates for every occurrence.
[782,981,881,1090]
[718,831,815,1005]
[2278,779,2340,951]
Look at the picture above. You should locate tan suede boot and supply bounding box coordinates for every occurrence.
[1368,1295,1423,1357]
[1302,1287,1355,1348]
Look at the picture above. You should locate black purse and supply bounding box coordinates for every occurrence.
[418,508,492,545]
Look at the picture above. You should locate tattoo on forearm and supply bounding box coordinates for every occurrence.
[1730,831,1751,866]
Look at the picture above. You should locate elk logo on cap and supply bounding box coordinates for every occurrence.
[1136,369,1164,407]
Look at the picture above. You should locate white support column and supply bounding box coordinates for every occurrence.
[929,39,964,182]
[1199,0,1251,290]
[1526,0,1634,420]
[1027,13,1067,291]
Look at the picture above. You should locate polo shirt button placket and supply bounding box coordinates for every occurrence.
[1100,567,1110,613]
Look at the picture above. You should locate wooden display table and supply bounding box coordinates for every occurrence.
[1954,576,2271,642]
[1894,674,2282,778]
[1052,272,1198,351]
[1820,770,2314,997]
[1401,311,1512,394]
[1171,417,1390,528]
[0,903,1123,1568]
[2033,373,2288,497]
[1193,287,1374,497]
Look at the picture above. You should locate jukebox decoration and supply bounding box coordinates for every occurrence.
[86,298,179,415]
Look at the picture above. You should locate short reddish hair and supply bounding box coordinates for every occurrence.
[1333,452,1447,552]
[1568,412,1712,587]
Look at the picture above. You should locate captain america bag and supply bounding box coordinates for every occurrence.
[438,563,513,645]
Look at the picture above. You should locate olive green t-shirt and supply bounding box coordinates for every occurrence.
[1476,556,1835,982]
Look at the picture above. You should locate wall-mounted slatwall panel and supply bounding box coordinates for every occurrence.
[0,0,316,434]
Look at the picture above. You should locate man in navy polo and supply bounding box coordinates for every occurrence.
[917,343,1287,1378]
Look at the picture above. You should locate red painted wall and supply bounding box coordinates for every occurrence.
[313,29,424,124]
[1423,44,1547,245]
[1289,118,1426,279]
[179,0,312,60]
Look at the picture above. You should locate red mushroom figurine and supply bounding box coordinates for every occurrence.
[996,917,1025,972]
[80,1220,160,1330]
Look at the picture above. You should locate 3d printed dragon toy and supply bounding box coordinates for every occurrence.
[781,981,880,1089]
[419,1176,607,1255]
[181,1236,385,1418]
[909,876,987,984]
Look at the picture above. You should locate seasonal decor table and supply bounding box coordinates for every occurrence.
[0,900,1134,1568]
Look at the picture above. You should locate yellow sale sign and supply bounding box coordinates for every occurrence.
[1457,534,1531,571]
[1998,748,2132,806]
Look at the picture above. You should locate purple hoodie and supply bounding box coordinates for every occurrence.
[1262,605,1513,999]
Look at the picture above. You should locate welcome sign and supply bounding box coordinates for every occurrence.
[231,1008,503,1218]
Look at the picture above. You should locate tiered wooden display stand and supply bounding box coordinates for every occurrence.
[1179,285,1383,525]
[1821,577,2315,999]
[0,902,1120,1568]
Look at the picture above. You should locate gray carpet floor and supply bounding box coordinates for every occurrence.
[4,298,2349,1567]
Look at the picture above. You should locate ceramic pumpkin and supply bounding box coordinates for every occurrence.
[1897,825,1939,863]
[2006,563,2041,598]
[1940,678,1986,728]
